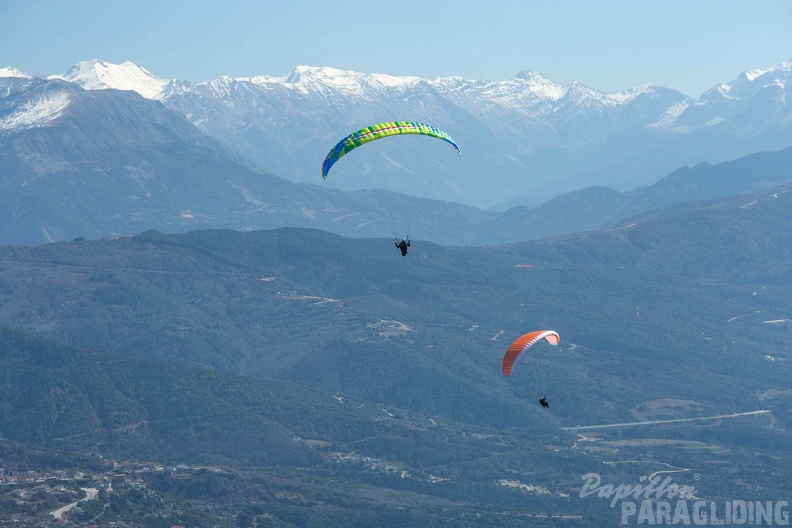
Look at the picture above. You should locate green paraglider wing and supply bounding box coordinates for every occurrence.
[321,121,460,179]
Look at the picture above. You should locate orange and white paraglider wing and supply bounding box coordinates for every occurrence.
[502,330,560,376]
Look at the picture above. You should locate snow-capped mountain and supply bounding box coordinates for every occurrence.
[0,77,493,246]
[538,57,792,200]
[31,60,693,206]
[2,70,791,247]
[49,59,168,100]
[669,58,792,132]
[166,65,700,206]
[0,67,31,79]
[6,57,792,207]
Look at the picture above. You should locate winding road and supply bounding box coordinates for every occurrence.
[50,487,98,520]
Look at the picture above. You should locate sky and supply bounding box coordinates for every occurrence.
[1,0,791,97]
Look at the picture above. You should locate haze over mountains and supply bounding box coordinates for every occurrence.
[2,63,792,246]
[4,57,792,208]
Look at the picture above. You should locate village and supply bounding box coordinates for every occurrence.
[0,460,223,525]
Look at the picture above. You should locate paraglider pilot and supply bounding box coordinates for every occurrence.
[539,395,549,408]
[396,239,410,256]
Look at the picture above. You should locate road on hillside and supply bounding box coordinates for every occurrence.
[50,487,98,520]
[561,410,770,432]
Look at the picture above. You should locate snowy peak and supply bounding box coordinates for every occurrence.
[159,77,199,99]
[509,72,665,106]
[513,70,567,100]
[514,70,549,81]
[700,57,792,104]
[0,67,31,79]
[51,59,168,99]
[741,57,791,82]
[284,65,336,84]
[605,83,660,104]
[269,65,421,95]
[286,65,420,87]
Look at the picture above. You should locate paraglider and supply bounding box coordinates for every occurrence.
[321,121,460,179]
[396,238,410,256]
[502,330,560,377]
[321,121,460,253]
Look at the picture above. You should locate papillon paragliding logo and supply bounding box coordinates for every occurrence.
[579,472,790,526]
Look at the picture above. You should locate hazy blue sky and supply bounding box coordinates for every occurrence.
[2,0,791,97]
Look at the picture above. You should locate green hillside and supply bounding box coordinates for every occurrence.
[0,185,790,525]
[0,328,615,526]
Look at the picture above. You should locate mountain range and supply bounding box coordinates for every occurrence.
[0,182,790,524]
[1,185,789,426]
[0,75,501,246]
[2,71,791,247]
[4,57,792,208]
[0,69,792,245]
